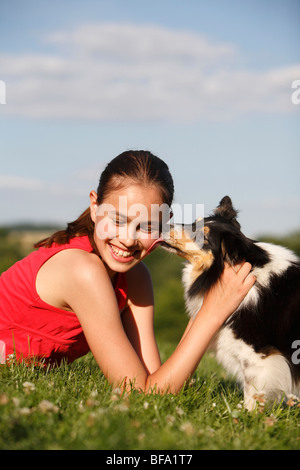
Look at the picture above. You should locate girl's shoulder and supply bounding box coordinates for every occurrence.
[39,247,108,286]
[35,247,110,312]
[57,248,106,276]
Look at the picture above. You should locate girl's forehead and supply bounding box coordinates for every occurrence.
[97,184,170,223]
[102,183,164,206]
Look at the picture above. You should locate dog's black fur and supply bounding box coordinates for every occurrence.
[163,196,300,408]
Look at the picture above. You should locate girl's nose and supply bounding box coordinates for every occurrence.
[122,237,139,249]
[118,224,139,248]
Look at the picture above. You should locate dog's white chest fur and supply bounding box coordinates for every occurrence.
[210,327,295,410]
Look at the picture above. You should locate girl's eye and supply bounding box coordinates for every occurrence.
[110,217,127,226]
[139,224,160,234]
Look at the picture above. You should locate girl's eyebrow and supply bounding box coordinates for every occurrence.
[112,211,133,221]
[108,211,141,223]
[106,210,129,219]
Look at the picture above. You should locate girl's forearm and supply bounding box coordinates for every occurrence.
[176,316,195,349]
[144,304,222,394]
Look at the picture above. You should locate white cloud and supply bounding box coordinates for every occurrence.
[0,175,44,190]
[0,172,92,196]
[45,22,236,64]
[1,22,300,122]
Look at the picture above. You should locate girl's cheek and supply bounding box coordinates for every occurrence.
[95,217,117,241]
[140,232,161,252]
[140,231,160,242]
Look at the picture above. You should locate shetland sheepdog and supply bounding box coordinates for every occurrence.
[162,196,300,410]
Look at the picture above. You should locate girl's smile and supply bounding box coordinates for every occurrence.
[108,242,137,262]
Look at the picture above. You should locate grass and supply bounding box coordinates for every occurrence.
[0,350,299,450]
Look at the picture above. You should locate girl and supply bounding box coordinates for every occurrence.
[0,150,255,393]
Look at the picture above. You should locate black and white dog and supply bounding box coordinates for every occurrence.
[162,196,300,410]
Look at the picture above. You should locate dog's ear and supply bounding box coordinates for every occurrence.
[214,196,240,229]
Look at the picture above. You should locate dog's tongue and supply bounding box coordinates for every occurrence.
[146,238,164,254]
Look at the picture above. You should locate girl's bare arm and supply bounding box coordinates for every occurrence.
[63,254,255,393]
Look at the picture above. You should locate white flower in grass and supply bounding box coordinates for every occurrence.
[166,414,175,425]
[264,414,277,427]
[22,381,35,393]
[286,394,300,407]
[180,421,194,436]
[19,407,31,415]
[111,387,122,401]
[115,402,129,412]
[12,397,20,407]
[175,406,185,416]
[38,399,59,413]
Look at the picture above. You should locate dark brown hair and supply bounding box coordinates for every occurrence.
[35,150,174,249]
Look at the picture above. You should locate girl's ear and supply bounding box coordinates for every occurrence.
[89,190,98,223]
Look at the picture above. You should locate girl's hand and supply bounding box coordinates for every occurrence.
[201,262,256,324]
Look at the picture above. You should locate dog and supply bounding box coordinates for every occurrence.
[162,196,300,410]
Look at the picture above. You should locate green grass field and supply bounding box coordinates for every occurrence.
[1,230,300,450]
[0,351,299,450]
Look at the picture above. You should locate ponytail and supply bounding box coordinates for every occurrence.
[34,208,96,250]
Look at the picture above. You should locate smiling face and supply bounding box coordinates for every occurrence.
[90,183,167,277]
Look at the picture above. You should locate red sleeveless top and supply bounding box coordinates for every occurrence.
[0,236,127,365]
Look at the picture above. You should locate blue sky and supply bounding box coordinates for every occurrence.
[0,0,299,236]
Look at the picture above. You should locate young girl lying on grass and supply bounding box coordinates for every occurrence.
[0,150,255,393]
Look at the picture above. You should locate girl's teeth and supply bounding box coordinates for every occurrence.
[111,245,132,257]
